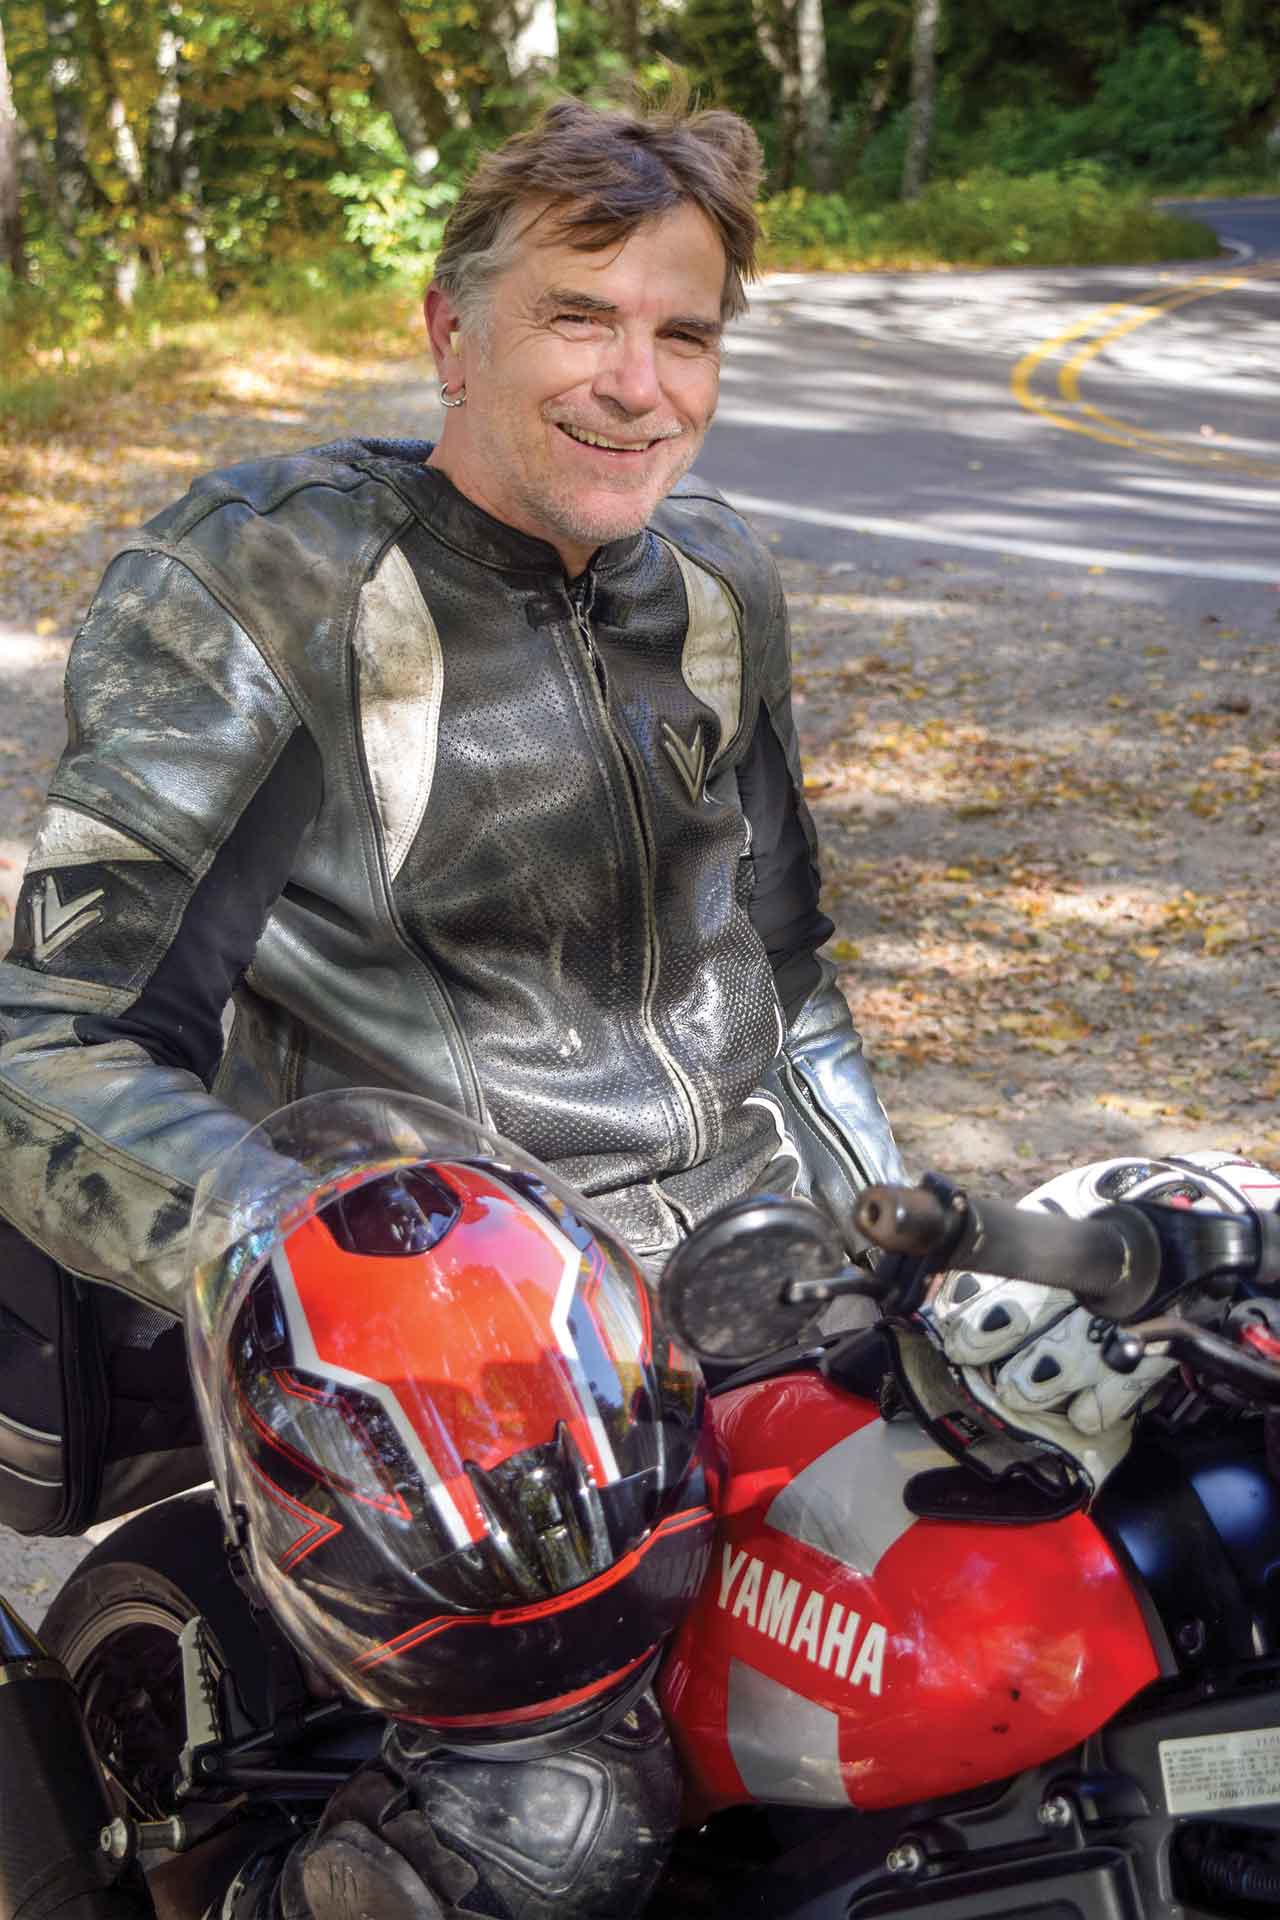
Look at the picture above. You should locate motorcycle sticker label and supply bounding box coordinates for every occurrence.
[1160,1727,1280,1814]
[716,1544,888,1696]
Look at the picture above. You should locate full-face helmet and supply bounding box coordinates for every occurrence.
[187,1092,714,1747]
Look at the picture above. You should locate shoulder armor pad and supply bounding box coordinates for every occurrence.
[651,474,780,659]
[132,440,427,712]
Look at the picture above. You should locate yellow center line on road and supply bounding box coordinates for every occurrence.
[1011,262,1280,476]
[1057,281,1244,404]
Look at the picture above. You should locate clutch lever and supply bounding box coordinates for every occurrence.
[782,1243,941,1318]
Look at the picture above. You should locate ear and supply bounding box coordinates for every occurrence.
[424,284,464,382]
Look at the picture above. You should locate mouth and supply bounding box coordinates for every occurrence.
[555,423,680,457]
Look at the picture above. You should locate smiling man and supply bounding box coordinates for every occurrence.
[0,91,902,1920]
[425,199,725,566]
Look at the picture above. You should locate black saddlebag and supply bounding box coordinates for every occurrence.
[0,1220,206,1536]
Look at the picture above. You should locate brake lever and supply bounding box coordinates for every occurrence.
[782,1267,889,1308]
[1103,1315,1280,1407]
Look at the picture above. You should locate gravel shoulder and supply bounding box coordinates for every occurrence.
[783,553,1279,1194]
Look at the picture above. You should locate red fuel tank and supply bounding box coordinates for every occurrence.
[659,1372,1161,1815]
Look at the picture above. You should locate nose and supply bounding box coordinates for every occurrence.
[593,329,661,417]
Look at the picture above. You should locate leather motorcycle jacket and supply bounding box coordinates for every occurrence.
[0,438,902,1313]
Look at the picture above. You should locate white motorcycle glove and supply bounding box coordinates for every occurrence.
[930,1269,1173,1492]
[929,1152,1275,1494]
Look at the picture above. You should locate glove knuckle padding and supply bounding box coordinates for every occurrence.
[1068,1348,1177,1436]
[935,1273,1073,1367]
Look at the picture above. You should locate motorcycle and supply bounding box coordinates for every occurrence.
[6,1118,1280,1920]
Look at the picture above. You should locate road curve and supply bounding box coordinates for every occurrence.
[700,198,1280,620]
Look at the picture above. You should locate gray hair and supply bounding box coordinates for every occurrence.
[433,90,763,337]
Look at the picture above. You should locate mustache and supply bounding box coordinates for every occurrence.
[550,417,685,445]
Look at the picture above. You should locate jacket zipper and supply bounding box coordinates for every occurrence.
[568,579,707,1170]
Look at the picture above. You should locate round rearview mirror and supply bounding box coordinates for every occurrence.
[660,1192,848,1367]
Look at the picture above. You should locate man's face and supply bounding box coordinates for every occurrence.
[426,201,727,575]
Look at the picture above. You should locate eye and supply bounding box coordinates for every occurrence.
[553,311,601,330]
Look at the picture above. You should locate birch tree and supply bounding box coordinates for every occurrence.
[795,0,831,190]
[0,13,25,280]
[343,0,453,181]
[750,0,800,186]
[504,0,558,80]
[85,0,144,299]
[148,5,206,277]
[41,0,105,246]
[901,0,938,200]
[751,0,832,190]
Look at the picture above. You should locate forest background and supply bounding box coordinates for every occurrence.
[2,0,1280,422]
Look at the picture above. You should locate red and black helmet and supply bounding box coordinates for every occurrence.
[187,1093,714,1747]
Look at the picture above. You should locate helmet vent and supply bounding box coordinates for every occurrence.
[466,1422,613,1601]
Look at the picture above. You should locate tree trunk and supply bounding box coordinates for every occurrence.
[86,0,142,193]
[148,4,181,200]
[42,0,104,245]
[147,5,206,279]
[794,0,832,191]
[504,0,558,80]
[174,104,206,278]
[610,0,641,71]
[751,0,800,188]
[0,13,25,280]
[344,0,454,182]
[901,0,939,200]
[85,0,144,302]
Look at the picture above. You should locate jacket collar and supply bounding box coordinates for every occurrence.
[340,436,647,582]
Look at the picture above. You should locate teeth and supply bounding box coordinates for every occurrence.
[561,425,653,451]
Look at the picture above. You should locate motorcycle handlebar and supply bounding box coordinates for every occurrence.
[854,1184,1164,1321]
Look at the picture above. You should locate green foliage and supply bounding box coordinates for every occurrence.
[1,246,111,355]
[327,106,458,281]
[1184,4,1280,129]
[1081,24,1232,179]
[842,22,1241,191]
[760,167,1213,270]
[1,0,1275,347]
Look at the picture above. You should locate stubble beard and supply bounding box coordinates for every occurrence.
[519,426,704,553]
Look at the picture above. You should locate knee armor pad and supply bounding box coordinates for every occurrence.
[392,1692,681,1920]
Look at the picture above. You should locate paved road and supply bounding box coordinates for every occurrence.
[700,196,1280,623]
[3,197,1279,1619]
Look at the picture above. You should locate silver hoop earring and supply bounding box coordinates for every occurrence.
[439,381,467,409]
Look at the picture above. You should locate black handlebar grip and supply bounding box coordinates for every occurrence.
[950,1197,1162,1318]
[854,1186,1164,1320]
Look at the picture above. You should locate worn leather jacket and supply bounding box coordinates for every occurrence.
[0,438,902,1312]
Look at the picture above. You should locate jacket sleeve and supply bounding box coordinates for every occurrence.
[741,565,907,1245]
[0,546,321,1311]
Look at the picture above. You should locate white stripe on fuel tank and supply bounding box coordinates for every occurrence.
[726,1658,849,1807]
[765,1417,950,1575]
